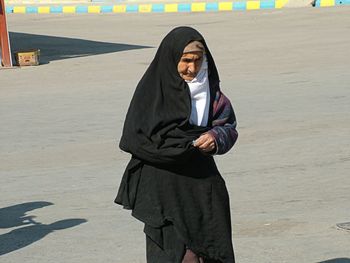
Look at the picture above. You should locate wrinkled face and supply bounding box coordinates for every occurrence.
[177,51,204,81]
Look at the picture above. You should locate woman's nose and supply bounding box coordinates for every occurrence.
[188,63,197,74]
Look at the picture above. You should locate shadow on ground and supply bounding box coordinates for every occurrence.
[318,259,350,263]
[0,201,53,229]
[9,32,152,64]
[0,201,87,256]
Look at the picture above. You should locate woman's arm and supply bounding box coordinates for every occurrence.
[206,91,238,155]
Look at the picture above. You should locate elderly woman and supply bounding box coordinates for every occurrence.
[115,27,238,263]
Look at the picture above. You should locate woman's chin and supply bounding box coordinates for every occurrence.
[183,75,195,81]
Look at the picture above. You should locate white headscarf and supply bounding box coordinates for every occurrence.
[186,55,210,127]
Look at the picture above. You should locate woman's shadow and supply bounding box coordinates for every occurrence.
[0,201,87,256]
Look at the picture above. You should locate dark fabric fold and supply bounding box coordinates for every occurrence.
[115,157,143,209]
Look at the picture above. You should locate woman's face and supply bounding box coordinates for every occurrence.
[177,51,204,81]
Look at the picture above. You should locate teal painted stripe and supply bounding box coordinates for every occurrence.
[6,6,14,13]
[126,4,138,12]
[26,6,38,13]
[206,2,219,11]
[76,6,88,13]
[336,0,350,4]
[50,6,63,13]
[152,4,164,12]
[233,1,247,9]
[178,3,191,11]
[101,5,113,12]
[260,0,275,8]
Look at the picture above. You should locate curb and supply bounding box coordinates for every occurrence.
[313,0,350,6]
[5,0,290,13]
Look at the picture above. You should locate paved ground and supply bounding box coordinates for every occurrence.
[1,7,350,263]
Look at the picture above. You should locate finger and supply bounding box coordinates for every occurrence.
[199,142,215,152]
[198,136,214,149]
[198,139,211,149]
[193,135,207,147]
[199,143,215,152]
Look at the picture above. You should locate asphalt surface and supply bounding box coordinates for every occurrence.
[1,7,350,263]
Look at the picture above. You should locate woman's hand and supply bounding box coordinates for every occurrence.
[193,133,216,153]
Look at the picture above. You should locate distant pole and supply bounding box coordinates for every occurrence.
[0,0,12,67]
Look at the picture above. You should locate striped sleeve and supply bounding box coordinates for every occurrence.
[206,91,238,155]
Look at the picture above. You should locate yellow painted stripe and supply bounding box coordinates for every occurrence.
[113,5,126,13]
[38,6,50,13]
[275,0,288,8]
[139,4,152,12]
[247,1,260,9]
[320,0,335,6]
[165,3,178,12]
[13,6,26,13]
[63,6,76,13]
[218,2,233,10]
[191,2,206,12]
[88,6,101,13]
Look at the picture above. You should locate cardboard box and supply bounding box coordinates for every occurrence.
[15,49,40,66]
